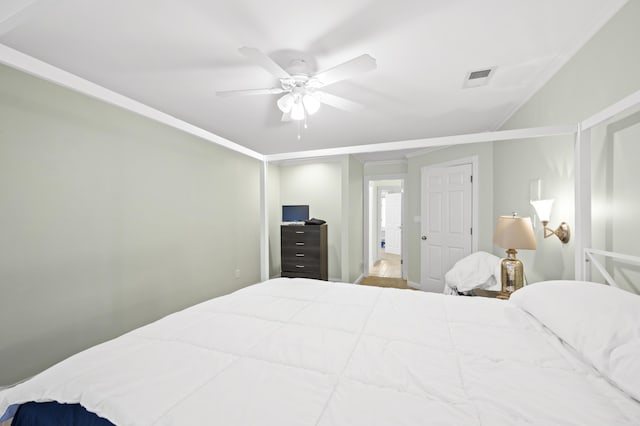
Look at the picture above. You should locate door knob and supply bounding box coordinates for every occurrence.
[421,235,427,240]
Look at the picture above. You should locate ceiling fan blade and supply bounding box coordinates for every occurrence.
[313,54,376,87]
[238,46,291,79]
[281,111,292,122]
[316,91,364,112]
[216,88,285,97]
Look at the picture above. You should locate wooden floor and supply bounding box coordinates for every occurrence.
[368,250,401,278]
[360,276,414,290]
[363,249,412,289]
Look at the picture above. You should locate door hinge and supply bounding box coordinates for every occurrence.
[400,259,403,264]
[470,175,473,183]
[470,227,473,235]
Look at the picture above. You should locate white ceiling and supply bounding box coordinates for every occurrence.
[0,0,627,158]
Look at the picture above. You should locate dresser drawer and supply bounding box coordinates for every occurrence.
[281,226,320,243]
[281,239,318,251]
[281,260,320,274]
[282,251,321,268]
[281,246,321,260]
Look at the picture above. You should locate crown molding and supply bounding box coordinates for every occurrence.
[363,159,407,166]
[264,124,577,162]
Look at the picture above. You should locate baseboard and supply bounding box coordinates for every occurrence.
[408,281,422,290]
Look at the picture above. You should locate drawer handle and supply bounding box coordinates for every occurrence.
[295,253,304,257]
[295,242,305,246]
[295,265,305,268]
[295,231,305,234]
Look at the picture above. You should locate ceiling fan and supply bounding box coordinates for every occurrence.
[216,47,377,122]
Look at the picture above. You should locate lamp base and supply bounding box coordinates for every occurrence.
[501,249,525,293]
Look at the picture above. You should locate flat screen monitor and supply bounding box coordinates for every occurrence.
[282,205,309,222]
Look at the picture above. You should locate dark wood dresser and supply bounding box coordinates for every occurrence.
[281,224,328,280]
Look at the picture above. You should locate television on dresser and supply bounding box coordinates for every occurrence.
[282,205,309,223]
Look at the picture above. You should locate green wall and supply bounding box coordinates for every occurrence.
[496,0,640,285]
[0,64,262,385]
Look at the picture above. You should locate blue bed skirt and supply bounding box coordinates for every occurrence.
[11,402,115,426]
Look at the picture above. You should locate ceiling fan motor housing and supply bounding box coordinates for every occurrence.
[286,59,310,76]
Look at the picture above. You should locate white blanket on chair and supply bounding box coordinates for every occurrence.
[444,251,501,294]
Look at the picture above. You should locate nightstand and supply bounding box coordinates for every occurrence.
[469,289,511,299]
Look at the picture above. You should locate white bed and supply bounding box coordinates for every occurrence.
[1,277,639,425]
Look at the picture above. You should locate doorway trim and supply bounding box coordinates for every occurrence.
[363,174,408,280]
[419,156,479,287]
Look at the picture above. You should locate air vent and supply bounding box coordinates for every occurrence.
[468,69,492,80]
[463,67,496,88]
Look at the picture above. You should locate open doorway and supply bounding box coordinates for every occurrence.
[363,177,407,282]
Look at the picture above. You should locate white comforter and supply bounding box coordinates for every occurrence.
[1,278,639,425]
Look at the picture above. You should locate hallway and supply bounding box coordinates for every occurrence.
[368,249,401,278]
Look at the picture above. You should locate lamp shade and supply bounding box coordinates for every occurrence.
[302,94,321,115]
[277,93,294,113]
[493,216,537,250]
[291,98,305,120]
[530,199,553,223]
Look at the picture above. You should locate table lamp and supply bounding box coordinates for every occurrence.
[493,214,537,293]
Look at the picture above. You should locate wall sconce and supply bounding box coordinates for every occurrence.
[530,199,570,244]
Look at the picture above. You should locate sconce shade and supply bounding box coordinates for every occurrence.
[493,216,537,250]
[530,199,554,223]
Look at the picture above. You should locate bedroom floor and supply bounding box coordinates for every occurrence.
[368,250,401,278]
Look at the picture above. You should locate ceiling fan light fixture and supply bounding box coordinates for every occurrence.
[302,94,321,115]
[277,93,294,113]
[219,47,377,130]
[291,99,305,121]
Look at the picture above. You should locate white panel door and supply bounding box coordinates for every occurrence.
[420,164,472,291]
[384,192,402,255]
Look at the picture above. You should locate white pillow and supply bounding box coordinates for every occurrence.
[510,280,640,401]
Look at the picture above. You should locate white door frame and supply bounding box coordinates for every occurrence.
[420,156,479,287]
[363,174,407,280]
